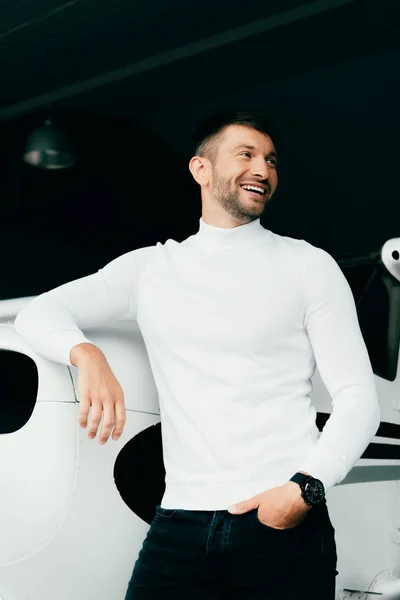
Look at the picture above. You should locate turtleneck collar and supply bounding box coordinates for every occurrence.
[191,217,268,254]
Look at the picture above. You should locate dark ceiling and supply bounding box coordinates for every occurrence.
[0,0,399,300]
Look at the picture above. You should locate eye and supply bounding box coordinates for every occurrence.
[267,158,278,167]
[239,152,251,158]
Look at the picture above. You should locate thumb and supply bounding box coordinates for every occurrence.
[228,496,260,515]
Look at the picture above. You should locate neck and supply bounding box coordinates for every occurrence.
[192,214,267,255]
[201,206,260,230]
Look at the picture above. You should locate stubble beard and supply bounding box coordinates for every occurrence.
[212,167,266,221]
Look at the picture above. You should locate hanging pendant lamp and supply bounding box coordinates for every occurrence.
[23,118,76,170]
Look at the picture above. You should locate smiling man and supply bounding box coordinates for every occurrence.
[14,111,380,599]
[189,121,279,226]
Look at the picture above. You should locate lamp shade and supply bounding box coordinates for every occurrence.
[23,119,76,169]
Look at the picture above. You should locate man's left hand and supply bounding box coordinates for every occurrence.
[227,481,312,530]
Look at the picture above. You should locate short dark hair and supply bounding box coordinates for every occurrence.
[192,111,279,164]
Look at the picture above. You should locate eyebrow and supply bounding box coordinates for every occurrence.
[232,144,279,160]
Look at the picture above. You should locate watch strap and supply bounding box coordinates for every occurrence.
[290,472,312,487]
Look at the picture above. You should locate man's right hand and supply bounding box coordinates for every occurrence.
[70,343,126,445]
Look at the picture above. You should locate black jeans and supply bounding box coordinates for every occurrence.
[125,499,338,599]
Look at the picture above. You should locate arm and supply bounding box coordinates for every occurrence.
[14,248,149,367]
[297,246,381,493]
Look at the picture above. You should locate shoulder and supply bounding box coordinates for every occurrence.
[267,231,344,287]
[266,229,317,262]
[272,231,337,263]
[103,234,194,273]
[101,244,158,275]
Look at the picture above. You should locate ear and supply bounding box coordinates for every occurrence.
[189,155,210,187]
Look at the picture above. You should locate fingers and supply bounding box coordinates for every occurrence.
[98,396,126,445]
[78,388,125,444]
[78,395,91,428]
[87,401,103,440]
[96,399,115,445]
[112,399,126,441]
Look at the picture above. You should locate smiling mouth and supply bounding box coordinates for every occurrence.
[240,184,268,198]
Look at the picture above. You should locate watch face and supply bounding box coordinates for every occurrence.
[304,479,325,504]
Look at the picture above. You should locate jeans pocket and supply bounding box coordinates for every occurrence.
[254,508,304,534]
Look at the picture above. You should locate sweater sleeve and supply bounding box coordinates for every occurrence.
[297,245,381,492]
[14,246,155,367]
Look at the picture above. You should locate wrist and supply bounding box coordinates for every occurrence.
[285,471,310,495]
[286,481,312,510]
[70,343,105,367]
[289,472,325,507]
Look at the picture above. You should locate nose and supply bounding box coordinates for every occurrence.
[250,158,270,180]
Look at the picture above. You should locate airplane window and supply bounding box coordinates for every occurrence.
[114,422,165,525]
[0,349,38,434]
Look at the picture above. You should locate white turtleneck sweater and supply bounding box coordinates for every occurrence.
[14,218,380,510]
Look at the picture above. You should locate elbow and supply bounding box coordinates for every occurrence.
[14,311,32,343]
[370,391,381,437]
[14,307,27,336]
[14,296,40,338]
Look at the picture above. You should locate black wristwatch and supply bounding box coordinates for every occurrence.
[289,472,325,506]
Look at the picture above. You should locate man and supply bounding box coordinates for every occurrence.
[14,111,380,599]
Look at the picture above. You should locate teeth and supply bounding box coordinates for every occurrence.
[241,185,264,194]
